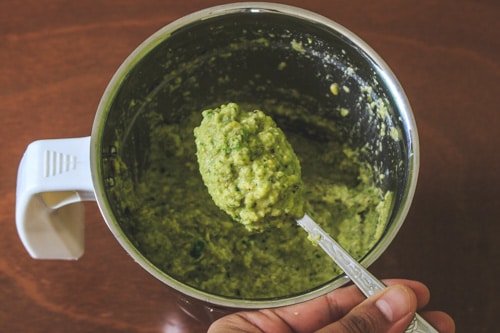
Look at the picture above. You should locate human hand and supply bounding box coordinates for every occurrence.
[207,279,455,333]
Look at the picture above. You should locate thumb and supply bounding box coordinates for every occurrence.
[318,284,417,333]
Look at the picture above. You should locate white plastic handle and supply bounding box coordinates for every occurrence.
[16,137,96,260]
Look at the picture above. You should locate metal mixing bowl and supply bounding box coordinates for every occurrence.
[90,2,419,311]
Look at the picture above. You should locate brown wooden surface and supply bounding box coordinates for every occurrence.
[1,0,498,332]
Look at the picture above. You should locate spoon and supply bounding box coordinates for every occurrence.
[297,214,439,333]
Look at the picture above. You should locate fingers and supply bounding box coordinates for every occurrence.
[386,281,455,333]
[207,279,453,333]
[383,279,431,309]
[264,278,431,332]
[420,311,456,333]
[316,284,417,333]
[207,314,262,333]
[208,293,340,333]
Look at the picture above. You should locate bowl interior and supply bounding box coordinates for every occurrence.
[94,5,416,307]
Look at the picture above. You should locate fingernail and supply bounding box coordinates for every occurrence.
[375,286,411,322]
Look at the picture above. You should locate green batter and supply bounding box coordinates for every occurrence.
[110,102,392,299]
[194,103,304,231]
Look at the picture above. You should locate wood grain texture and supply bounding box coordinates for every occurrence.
[1,0,498,332]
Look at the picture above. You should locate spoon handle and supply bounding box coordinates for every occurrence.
[297,214,439,333]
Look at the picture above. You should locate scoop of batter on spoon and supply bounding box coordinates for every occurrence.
[194,102,304,231]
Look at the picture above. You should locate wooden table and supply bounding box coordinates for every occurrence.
[1,0,498,332]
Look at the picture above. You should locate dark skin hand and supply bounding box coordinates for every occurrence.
[208,279,455,333]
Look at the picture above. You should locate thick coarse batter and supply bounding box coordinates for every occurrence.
[110,103,392,299]
[194,103,304,231]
